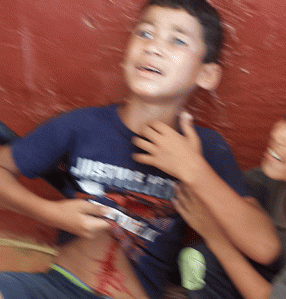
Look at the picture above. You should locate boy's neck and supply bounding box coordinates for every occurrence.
[118,96,185,135]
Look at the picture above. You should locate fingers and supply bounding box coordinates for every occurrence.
[136,112,196,145]
[145,120,170,135]
[83,215,111,234]
[132,152,156,166]
[132,136,157,155]
[84,200,109,216]
[79,201,111,237]
[180,112,202,153]
[55,199,112,239]
[77,199,106,217]
[132,135,158,165]
[180,112,195,138]
[138,120,176,141]
[139,123,163,143]
[132,125,161,165]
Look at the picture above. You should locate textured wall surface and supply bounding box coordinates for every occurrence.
[0,0,285,243]
[192,0,286,170]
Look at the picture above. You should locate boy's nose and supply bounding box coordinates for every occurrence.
[144,39,165,57]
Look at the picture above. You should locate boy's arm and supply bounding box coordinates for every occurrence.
[132,112,281,264]
[0,145,109,238]
[174,184,271,299]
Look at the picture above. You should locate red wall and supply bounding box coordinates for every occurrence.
[0,0,286,243]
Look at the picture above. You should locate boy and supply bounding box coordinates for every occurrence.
[0,0,281,298]
[174,118,286,298]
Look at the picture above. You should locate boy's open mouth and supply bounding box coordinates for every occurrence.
[137,65,163,75]
[267,148,284,162]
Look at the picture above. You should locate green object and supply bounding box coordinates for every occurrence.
[178,248,206,290]
[51,264,93,292]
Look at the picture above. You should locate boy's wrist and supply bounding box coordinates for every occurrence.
[179,155,209,186]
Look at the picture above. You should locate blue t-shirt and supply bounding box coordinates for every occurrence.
[12,104,248,299]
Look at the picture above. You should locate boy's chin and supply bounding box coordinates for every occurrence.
[130,84,159,96]
[130,89,164,102]
[129,87,182,104]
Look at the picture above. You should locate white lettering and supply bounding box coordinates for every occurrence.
[88,200,158,242]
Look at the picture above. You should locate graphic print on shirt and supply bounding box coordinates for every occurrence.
[71,157,177,263]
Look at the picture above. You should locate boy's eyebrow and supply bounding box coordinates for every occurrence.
[172,26,194,37]
[137,20,193,38]
[137,18,154,26]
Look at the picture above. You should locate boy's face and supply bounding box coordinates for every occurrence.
[261,120,286,181]
[122,5,207,103]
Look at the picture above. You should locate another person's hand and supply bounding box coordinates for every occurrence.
[46,199,110,238]
[132,112,203,182]
[173,184,225,242]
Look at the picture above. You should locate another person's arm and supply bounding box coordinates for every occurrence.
[174,184,272,299]
[132,112,282,264]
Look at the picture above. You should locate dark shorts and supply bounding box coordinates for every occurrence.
[187,243,285,299]
[0,269,111,299]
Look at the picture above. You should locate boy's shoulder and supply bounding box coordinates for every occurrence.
[195,125,223,139]
[194,125,228,153]
[54,104,118,126]
[194,125,249,196]
[63,104,116,118]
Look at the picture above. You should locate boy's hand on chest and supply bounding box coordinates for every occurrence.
[132,112,204,183]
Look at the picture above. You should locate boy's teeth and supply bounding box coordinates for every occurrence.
[268,148,282,161]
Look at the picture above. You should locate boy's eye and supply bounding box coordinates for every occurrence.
[173,38,187,46]
[136,29,153,39]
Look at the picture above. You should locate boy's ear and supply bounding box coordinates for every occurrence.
[196,63,222,91]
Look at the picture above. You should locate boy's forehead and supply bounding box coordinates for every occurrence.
[137,5,203,36]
